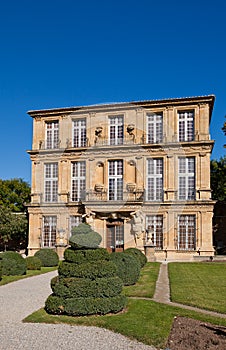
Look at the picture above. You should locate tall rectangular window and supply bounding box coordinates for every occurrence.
[44,163,58,202]
[109,115,124,145]
[107,222,124,250]
[146,215,163,249]
[178,110,194,142]
[73,119,87,147]
[42,216,57,247]
[178,215,196,250]
[45,121,59,149]
[147,113,163,143]
[71,162,86,201]
[146,158,163,201]
[108,160,123,200]
[178,157,195,200]
[70,216,82,236]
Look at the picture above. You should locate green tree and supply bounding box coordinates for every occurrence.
[0,178,30,250]
[211,156,226,201]
[0,206,28,250]
[0,178,30,212]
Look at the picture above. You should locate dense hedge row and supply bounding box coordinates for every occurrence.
[45,294,126,316]
[64,248,110,264]
[1,251,26,276]
[124,248,147,268]
[34,248,59,267]
[110,252,140,285]
[26,256,42,270]
[51,276,123,298]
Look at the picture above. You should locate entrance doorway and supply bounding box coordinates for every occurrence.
[107,219,124,252]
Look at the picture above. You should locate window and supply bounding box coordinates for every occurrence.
[146,113,163,143]
[178,215,196,250]
[146,158,163,201]
[178,110,194,142]
[109,115,124,145]
[71,162,86,201]
[108,160,123,200]
[70,216,82,236]
[42,216,57,247]
[44,163,58,202]
[45,121,59,149]
[73,119,87,147]
[178,157,195,200]
[146,215,163,249]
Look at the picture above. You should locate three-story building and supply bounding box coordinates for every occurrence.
[27,95,215,260]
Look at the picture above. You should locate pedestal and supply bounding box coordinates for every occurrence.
[144,245,156,262]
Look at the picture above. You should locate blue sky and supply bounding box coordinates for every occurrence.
[0,0,225,184]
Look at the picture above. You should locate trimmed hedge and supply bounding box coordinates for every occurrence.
[110,252,140,285]
[26,256,42,270]
[124,247,147,268]
[58,260,117,279]
[1,251,27,276]
[34,248,59,267]
[64,247,110,264]
[51,276,123,298]
[70,223,102,249]
[45,294,126,316]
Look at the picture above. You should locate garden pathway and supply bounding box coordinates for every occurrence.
[153,262,226,319]
[0,271,156,350]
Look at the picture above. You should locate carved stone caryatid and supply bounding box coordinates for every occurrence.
[130,210,145,246]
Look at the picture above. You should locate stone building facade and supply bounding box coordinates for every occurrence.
[27,95,215,261]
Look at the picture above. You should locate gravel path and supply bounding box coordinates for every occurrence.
[0,272,157,350]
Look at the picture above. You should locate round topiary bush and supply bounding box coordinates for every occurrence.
[1,251,27,276]
[45,223,126,316]
[69,223,102,249]
[110,252,140,286]
[34,248,59,267]
[26,256,42,270]
[124,247,147,268]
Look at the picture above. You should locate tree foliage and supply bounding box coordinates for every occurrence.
[0,178,30,250]
[0,178,30,212]
[210,156,226,201]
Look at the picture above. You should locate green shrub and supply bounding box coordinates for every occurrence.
[64,247,110,264]
[45,294,126,316]
[110,252,140,285]
[51,276,123,298]
[26,256,42,270]
[34,248,59,267]
[124,247,147,268]
[69,223,102,249]
[1,251,27,276]
[58,260,117,279]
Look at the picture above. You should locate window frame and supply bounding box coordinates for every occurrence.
[71,161,86,202]
[45,120,59,149]
[146,215,163,249]
[146,112,163,144]
[42,216,57,247]
[72,118,87,148]
[178,157,195,200]
[44,163,58,202]
[178,110,194,142]
[108,160,123,200]
[146,158,163,201]
[108,115,124,145]
[177,215,196,250]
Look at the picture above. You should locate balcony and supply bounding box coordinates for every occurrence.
[83,188,144,203]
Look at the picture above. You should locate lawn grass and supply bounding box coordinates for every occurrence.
[0,266,57,286]
[24,299,226,349]
[168,262,226,313]
[123,262,160,298]
[23,261,226,349]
